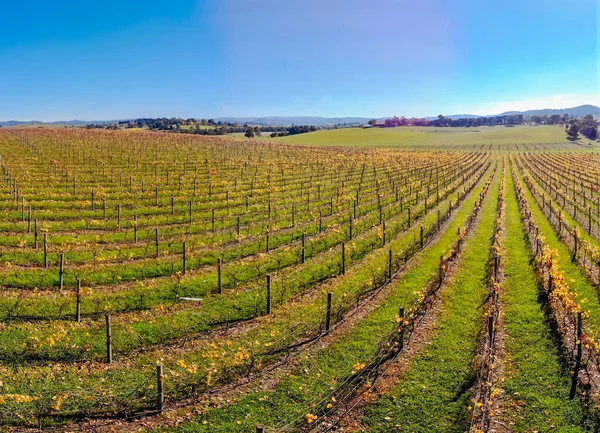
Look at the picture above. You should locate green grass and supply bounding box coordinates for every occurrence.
[275,126,577,148]
[178,124,215,130]
[500,167,588,432]
[153,161,495,433]
[359,162,501,433]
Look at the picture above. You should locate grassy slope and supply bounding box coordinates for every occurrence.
[360,162,501,433]
[276,126,569,148]
[502,167,587,432]
[156,166,494,433]
[515,167,600,332]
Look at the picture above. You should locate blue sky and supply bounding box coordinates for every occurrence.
[1,0,598,121]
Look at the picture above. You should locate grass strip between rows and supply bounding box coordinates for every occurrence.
[357,158,501,433]
[499,165,587,432]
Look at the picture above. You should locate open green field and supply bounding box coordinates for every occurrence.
[275,125,593,148]
[178,124,215,130]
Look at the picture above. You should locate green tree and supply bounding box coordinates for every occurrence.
[582,114,596,126]
[581,124,598,140]
[549,114,561,125]
[567,123,580,140]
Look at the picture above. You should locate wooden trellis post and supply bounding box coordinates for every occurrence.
[266,274,272,315]
[341,242,346,275]
[59,253,65,290]
[217,258,223,294]
[44,234,48,268]
[325,292,333,334]
[319,211,322,232]
[301,233,306,263]
[76,279,81,322]
[182,242,187,275]
[34,219,38,249]
[157,363,164,411]
[105,314,112,364]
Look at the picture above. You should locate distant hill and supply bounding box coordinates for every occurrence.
[424,114,481,121]
[431,105,600,120]
[0,119,120,127]
[228,107,600,125]
[0,120,44,127]
[2,105,598,128]
[498,104,600,118]
[0,117,371,127]
[445,114,481,119]
[214,116,368,126]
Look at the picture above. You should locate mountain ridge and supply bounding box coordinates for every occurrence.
[498,104,600,118]
[2,105,598,127]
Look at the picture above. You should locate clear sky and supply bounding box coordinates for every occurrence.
[1,0,598,121]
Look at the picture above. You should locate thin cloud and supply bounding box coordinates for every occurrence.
[473,93,600,115]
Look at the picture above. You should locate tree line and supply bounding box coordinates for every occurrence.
[84,118,320,137]
[367,114,525,128]
[244,125,318,138]
[367,113,598,142]
[566,114,598,141]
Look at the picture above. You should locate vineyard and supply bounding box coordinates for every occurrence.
[1,128,600,432]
